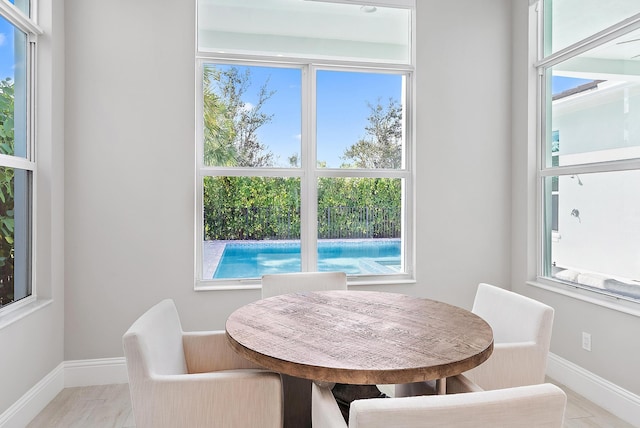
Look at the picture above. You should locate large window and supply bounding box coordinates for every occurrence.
[538,1,640,301]
[196,0,414,286]
[0,1,39,310]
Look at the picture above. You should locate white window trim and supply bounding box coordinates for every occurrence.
[534,5,640,310]
[194,55,415,290]
[0,1,42,36]
[0,0,41,316]
[305,0,415,9]
[528,279,640,318]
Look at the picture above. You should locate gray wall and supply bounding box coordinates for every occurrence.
[62,0,513,360]
[0,0,65,414]
[510,0,640,396]
[413,0,512,305]
[0,0,630,418]
[1,0,514,416]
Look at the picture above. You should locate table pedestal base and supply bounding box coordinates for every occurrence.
[282,375,312,428]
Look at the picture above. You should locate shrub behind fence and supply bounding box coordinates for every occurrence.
[204,206,400,240]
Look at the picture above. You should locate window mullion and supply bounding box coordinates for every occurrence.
[199,167,304,178]
[0,154,35,171]
[301,65,317,271]
[27,38,36,162]
[541,158,640,177]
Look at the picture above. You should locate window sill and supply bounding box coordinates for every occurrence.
[195,275,417,291]
[527,279,640,318]
[0,298,53,331]
[195,280,262,292]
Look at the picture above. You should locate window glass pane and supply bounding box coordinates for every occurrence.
[317,70,405,169]
[202,176,301,279]
[202,64,301,168]
[543,171,640,300]
[0,167,31,308]
[198,0,411,64]
[546,28,640,167]
[0,16,27,158]
[317,177,402,274]
[544,0,640,55]
[8,0,29,16]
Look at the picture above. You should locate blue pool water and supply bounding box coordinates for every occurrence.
[213,240,401,279]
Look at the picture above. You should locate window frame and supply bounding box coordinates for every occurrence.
[535,3,640,304]
[0,0,41,315]
[195,56,415,290]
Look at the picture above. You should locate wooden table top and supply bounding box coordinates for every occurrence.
[225,290,493,385]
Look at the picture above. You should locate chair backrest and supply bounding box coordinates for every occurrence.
[349,383,567,428]
[472,283,554,345]
[261,271,347,298]
[122,299,188,379]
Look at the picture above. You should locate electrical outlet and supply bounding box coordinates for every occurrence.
[582,332,592,351]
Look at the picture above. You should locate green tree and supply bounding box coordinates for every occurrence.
[203,67,236,166]
[204,66,275,167]
[342,98,402,169]
[0,77,15,305]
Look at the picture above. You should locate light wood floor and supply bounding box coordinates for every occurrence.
[27,379,635,428]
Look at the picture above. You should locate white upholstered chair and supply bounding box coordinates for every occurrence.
[464,283,555,390]
[312,382,567,428]
[397,283,554,397]
[261,271,347,426]
[122,299,283,428]
[261,271,347,298]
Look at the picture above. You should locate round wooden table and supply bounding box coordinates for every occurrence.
[226,290,493,385]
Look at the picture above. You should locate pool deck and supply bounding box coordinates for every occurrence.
[202,240,227,279]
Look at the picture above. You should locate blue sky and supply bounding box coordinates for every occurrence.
[214,64,402,168]
[215,65,593,168]
[0,15,16,82]
[552,76,593,95]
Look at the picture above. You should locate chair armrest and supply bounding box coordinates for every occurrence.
[183,330,264,373]
[133,370,283,428]
[312,383,348,428]
[395,374,483,397]
[464,341,547,390]
[445,373,484,393]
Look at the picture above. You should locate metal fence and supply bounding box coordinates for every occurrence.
[205,206,400,240]
[319,206,400,239]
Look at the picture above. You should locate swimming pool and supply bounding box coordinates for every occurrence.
[212,239,401,279]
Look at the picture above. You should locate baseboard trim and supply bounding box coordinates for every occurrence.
[4,355,639,428]
[64,357,128,387]
[547,352,640,427]
[0,362,64,428]
[0,358,128,428]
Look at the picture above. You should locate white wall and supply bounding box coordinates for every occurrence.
[551,85,640,281]
[63,0,269,360]
[511,0,640,396]
[62,0,513,361]
[412,0,512,305]
[0,0,65,416]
